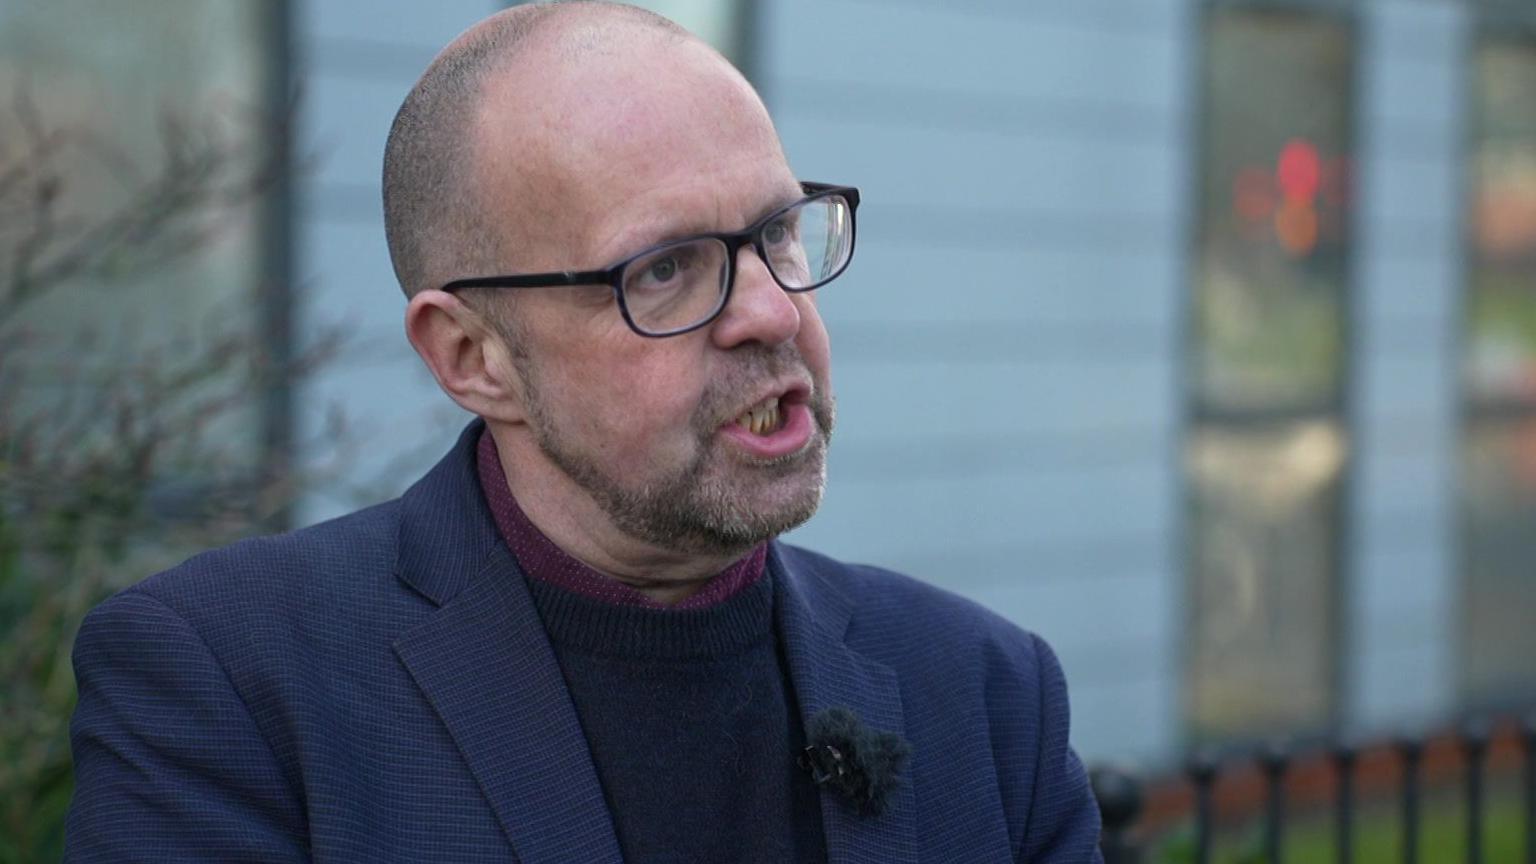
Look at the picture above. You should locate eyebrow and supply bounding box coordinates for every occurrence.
[602,185,806,263]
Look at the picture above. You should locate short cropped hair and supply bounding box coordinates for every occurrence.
[381,1,686,299]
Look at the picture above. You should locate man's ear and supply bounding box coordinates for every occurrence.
[405,289,526,423]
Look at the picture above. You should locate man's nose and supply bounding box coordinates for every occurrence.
[709,246,801,348]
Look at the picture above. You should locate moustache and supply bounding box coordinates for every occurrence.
[694,345,828,431]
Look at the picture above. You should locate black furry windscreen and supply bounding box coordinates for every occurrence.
[800,707,911,816]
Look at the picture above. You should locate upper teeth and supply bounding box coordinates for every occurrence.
[737,397,780,435]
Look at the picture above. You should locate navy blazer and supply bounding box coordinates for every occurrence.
[66,422,1102,862]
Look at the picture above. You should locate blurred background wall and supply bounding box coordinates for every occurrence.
[3,0,1534,779]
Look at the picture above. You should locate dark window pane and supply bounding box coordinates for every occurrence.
[1186,9,1354,743]
[1195,10,1353,414]
[1461,416,1536,706]
[1189,421,1344,739]
[1467,39,1536,408]
[1462,35,1536,710]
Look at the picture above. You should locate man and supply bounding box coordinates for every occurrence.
[65,3,1101,862]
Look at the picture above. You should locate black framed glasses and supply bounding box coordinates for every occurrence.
[441,181,860,337]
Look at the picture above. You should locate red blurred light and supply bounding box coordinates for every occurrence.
[1277,139,1321,203]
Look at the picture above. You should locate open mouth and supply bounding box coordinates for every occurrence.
[732,386,809,438]
[735,395,784,436]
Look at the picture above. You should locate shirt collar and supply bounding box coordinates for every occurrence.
[474,427,767,610]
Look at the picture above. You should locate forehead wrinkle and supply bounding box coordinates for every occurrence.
[469,14,793,272]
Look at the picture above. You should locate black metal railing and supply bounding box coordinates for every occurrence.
[1091,714,1536,864]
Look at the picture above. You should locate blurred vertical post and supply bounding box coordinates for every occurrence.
[258,0,296,533]
[1090,766,1143,864]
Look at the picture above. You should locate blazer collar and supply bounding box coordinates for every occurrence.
[392,420,624,863]
[393,419,497,608]
[771,543,920,864]
[391,422,915,863]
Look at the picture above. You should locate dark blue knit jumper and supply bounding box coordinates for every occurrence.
[524,571,828,863]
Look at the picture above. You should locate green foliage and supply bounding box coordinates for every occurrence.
[0,92,336,863]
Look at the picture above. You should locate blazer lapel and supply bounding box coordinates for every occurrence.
[772,544,919,864]
[391,422,622,864]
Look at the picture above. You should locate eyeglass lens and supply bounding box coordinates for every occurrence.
[620,193,853,335]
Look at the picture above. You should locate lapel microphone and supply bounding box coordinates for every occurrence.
[798,707,911,816]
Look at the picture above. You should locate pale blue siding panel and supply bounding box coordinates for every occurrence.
[1358,353,1456,436]
[296,354,467,516]
[1358,252,1459,329]
[1069,675,1180,765]
[762,0,1192,765]
[1357,542,1454,622]
[796,464,1173,563]
[890,534,1167,591]
[969,573,1176,665]
[1364,1,1466,130]
[820,244,1180,330]
[828,430,1172,484]
[1367,0,1463,62]
[1351,641,1455,731]
[299,0,497,51]
[764,0,1183,108]
[828,357,1174,444]
[293,220,471,524]
[1345,0,1466,734]
[302,74,418,194]
[1359,157,1464,261]
[1369,59,1464,129]
[825,317,1173,365]
[293,2,497,524]
[1356,505,1443,555]
[296,223,401,339]
[774,115,1182,217]
[772,78,1181,142]
[1368,154,1464,235]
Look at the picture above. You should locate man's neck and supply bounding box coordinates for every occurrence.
[487,423,741,605]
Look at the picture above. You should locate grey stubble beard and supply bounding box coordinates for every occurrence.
[514,344,836,558]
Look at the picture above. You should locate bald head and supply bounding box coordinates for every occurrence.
[381,1,696,299]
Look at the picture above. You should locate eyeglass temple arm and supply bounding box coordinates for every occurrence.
[442,269,618,293]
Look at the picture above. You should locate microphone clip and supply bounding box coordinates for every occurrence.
[799,707,911,816]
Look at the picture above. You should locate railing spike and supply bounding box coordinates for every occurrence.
[1465,718,1491,864]
[1396,736,1424,864]
[1090,765,1143,864]
[1187,751,1219,864]
[1334,742,1357,864]
[1523,714,1536,864]
[1260,741,1290,864]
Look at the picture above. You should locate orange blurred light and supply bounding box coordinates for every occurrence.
[1274,198,1318,256]
[1476,187,1536,257]
[1277,139,1321,203]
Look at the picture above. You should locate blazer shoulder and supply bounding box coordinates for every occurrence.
[120,498,405,630]
[778,543,1048,674]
